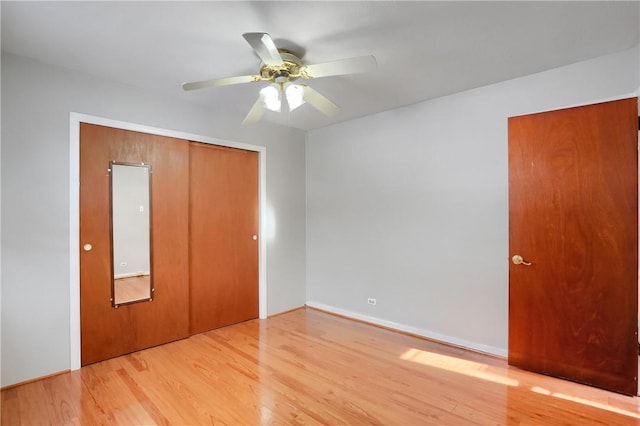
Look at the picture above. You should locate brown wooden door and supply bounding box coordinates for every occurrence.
[508,98,638,395]
[189,143,259,334]
[80,124,190,365]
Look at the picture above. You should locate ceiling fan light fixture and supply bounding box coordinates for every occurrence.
[259,85,281,112]
[285,84,305,111]
[183,33,377,124]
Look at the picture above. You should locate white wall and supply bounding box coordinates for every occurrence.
[306,47,639,356]
[112,164,150,278]
[1,52,307,386]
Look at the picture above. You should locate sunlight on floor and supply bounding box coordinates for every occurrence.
[401,347,640,421]
[400,348,520,387]
[531,386,640,420]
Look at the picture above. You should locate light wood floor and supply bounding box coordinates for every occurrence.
[3,308,640,425]
[114,275,151,305]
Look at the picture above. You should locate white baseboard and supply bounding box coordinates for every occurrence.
[305,301,507,358]
[114,271,150,279]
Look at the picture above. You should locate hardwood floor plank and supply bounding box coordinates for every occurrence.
[3,307,640,425]
[16,381,52,425]
[1,387,22,425]
[41,373,82,425]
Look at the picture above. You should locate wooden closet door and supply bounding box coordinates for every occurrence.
[80,123,190,365]
[189,143,259,334]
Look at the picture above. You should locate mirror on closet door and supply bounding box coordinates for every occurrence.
[109,162,153,307]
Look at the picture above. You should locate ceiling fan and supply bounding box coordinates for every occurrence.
[182,33,377,125]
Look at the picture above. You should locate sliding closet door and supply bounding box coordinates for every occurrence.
[189,143,259,334]
[80,124,190,365]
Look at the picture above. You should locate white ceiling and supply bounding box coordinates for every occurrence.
[2,1,638,131]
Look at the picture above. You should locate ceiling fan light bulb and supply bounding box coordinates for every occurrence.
[260,86,281,112]
[286,84,305,111]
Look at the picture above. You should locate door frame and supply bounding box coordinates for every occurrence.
[68,112,268,371]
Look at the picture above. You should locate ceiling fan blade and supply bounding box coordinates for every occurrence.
[302,55,377,79]
[182,74,260,91]
[242,32,284,66]
[242,97,264,125]
[301,85,340,117]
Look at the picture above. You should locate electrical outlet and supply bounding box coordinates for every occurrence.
[367,298,377,306]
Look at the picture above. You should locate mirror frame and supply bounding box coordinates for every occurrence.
[109,161,154,308]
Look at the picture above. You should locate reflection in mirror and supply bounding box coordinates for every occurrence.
[110,162,153,307]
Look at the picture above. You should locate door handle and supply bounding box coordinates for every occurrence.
[512,255,532,266]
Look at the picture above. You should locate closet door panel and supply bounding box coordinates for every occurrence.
[189,143,259,334]
[80,123,190,365]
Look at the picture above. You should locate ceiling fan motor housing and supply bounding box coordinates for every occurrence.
[260,50,303,83]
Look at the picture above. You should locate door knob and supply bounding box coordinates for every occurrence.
[83,243,93,252]
[512,255,531,266]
